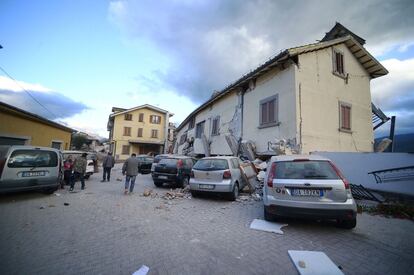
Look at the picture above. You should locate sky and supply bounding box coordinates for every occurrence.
[0,0,413,138]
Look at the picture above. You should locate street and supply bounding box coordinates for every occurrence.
[1,164,413,275]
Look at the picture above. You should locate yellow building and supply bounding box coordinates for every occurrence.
[107,104,173,160]
[0,102,74,149]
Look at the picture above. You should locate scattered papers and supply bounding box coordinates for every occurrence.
[249,219,287,234]
[132,265,149,275]
[288,250,343,275]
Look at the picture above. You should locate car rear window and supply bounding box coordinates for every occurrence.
[275,160,340,179]
[7,150,58,168]
[159,158,178,167]
[154,155,167,163]
[193,159,229,171]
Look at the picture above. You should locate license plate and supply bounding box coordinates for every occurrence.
[158,175,168,179]
[292,189,323,197]
[22,171,46,177]
[199,184,214,190]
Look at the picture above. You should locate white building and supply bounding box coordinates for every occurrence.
[175,23,388,157]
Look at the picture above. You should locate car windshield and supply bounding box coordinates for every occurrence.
[7,150,58,168]
[193,159,229,171]
[275,160,340,179]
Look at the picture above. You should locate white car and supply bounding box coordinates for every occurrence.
[189,156,245,200]
[263,154,357,229]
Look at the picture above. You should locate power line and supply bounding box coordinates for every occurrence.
[0,65,58,119]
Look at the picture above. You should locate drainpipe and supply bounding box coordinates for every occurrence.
[241,89,245,140]
[164,112,169,153]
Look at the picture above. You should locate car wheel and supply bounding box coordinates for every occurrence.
[264,207,277,221]
[43,186,58,195]
[153,181,163,187]
[180,177,189,188]
[337,218,357,229]
[228,183,239,201]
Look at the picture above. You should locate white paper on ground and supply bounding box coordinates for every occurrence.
[288,250,344,275]
[132,265,150,275]
[249,219,287,234]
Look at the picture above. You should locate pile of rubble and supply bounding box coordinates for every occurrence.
[142,186,192,200]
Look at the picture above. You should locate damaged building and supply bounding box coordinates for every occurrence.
[174,23,388,158]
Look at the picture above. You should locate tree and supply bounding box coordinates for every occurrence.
[71,134,90,150]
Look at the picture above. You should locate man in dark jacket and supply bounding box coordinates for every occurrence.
[101,152,115,182]
[70,153,87,191]
[122,153,139,195]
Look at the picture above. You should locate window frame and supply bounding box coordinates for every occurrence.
[211,116,220,136]
[151,129,158,138]
[339,101,352,132]
[332,48,346,78]
[150,115,161,124]
[124,113,133,121]
[121,145,130,155]
[188,117,195,129]
[138,113,144,122]
[259,94,279,128]
[195,121,205,139]
[179,133,187,145]
[137,128,143,137]
[123,127,131,136]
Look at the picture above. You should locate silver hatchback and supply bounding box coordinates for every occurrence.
[0,145,62,194]
[189,156,244,200]
[263,155,357,229]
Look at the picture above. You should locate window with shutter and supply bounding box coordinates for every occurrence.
[339,102,352,131]
[151,129,158,138]
[333,49,345,77]
[139,113,144,122]
[211,116,220,136]
[137,128,143,137]
[259,95,279,128]
[122,145,130,155]
[124,114,132,121]
[123,127,131,136]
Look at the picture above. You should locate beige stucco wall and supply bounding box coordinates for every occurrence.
[112,107,168,160]
[176,91,238,155]
[243,64,297,153]
[296,43,374,153]
[0,112,72,149]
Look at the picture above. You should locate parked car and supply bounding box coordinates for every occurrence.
[62,150,95,179]
[263,155,357,229]
[150,154,173,174]
[152,155,195,187]
[189,156,245,200]
[137,155,153,174]
[0,145,62,194]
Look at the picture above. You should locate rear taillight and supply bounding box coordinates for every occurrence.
[190,170,194,178]
[223,170,231,179]
[177,159,184,169]
[0,158,5,178]
[329,161,350,189]
[267,162,277,187]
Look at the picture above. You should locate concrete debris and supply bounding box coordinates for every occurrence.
[116,178,123,182]
[54,193,61,197]
[132,265,150,275]
[48,204,55,208]
[288,250,344,275]
[250,219,287,235]
[143,189,153,197]
[64,202,70,206]
[257,171,266,182]
[160,186,192,200]
[39,206,45,209]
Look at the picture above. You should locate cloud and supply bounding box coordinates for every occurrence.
[371,58,414,135]
[108,0,414,104]
[0,75,89,120]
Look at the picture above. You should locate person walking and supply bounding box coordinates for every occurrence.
[122,153,139,195]
[101,152,115,182]
[70,153,87,191]
[63,155,74,188]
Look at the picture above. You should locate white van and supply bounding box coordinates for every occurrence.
[0,145,62,194]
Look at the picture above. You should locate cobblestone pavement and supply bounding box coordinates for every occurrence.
[1,164,413,275]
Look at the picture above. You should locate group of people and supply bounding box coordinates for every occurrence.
[62,152,140,195]
[62,153,88,191]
